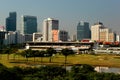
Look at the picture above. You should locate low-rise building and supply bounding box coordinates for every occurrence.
[33,32,43,42]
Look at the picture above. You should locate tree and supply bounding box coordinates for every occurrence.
[61,48,75,68]
[12,48,18,60]
[71,64,95,80]
[0,50,3,60]
[21,49,33,61]
[2,48,13,60]
[0,63,22,80]
[46,47,56,63]
[39,50,46,63]
[32,50,39,62]
[33,66,66,80]
[71,64,95,74]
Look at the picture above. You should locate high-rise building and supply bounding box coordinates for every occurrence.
[43,18,59,42]
[91,22,104,41]
[6,12,17,31]
[59,30,68,41]
[21,15,37,34]
[77,21,91,41]
[91,22,116,42]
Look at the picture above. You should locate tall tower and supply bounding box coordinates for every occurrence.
[21,15,37,34]
[77,21,91,41]
[91,22,116,42]
[91,22,104,41]
[6,12,17,31]
[43,18,59,42]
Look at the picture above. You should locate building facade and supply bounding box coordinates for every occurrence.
[91,22,116,42]
[99,28,109,41]
[77,21,91,41]
[59,30,68,41]
[116,34,120,42]
[33,32,43,42]
[91,22,104,41]
[6,12,17,31]
[6,31,25,45]
[21,15,37,34]
[43,18,59,42]
[24,34,33,42]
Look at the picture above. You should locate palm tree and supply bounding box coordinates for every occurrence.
[46,47,56,63]
[61,48,75,68]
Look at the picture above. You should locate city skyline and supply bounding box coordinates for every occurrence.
[0,0,120,36]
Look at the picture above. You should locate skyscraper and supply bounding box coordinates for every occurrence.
[43,18,59,42]
[91,22,116,42]
[6,12,17,31]
[77,21,91,41]
[21,15,37,34]
[91,22,104,41]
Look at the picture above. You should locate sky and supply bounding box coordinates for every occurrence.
[0,0,120,36]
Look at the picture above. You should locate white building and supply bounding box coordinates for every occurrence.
[33,32,43,42]
[91,22,116,42]
[116,34,120,42]
[43,18,59,42]
[91,22,104,41]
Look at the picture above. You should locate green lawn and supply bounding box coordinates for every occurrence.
[1,54,120,68]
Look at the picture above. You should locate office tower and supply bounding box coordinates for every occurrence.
[59,30,68,41]
[91,22,116,42]
[91,22,104,41]
[43,18,59,42]
[77,21,91,41]
[21,15,37,34]
[6,12,17,31]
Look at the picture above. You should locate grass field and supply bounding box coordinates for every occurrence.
[1,54,120,68]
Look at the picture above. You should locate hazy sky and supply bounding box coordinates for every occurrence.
[0,0,120,36]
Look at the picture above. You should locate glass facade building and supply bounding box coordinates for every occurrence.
[21,15,37,34]
[77,21,91,41]
[6,12,17,31]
